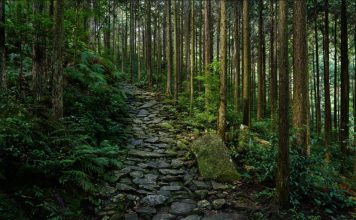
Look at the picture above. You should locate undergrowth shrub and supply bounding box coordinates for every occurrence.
[0,51,128,219]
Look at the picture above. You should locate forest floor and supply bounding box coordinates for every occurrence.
[97,83,262,220]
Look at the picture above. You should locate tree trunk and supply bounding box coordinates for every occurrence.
[130,0,135,82]
[242,0,251,127]
[173,0,179,103]
[52,0,64,120]
[314,0,321,135]
[339,0,349,156]
[233,2,240,113]
[166,0,172,96]
[269,0,277,129]
[32,0,45,100]
[257,0,265,120]
[190,0,195,114]
[217,0,226,140]
[293,0,309,156]
[204,0,212,111]
[0,0,5,89]
[276,0,289,209]
[333,14,338,135]
[323,0,331,155]
[145,0,152,89]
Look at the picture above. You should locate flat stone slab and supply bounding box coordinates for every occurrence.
[128,149,164,158]
[202,213,248,220]
[141,100,158,108]
[152,213,175,220]
[135,206,157,214]
[170,202,197,215]
[141,195,168,206]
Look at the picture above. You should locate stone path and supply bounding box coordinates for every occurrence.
[98,84,253,220]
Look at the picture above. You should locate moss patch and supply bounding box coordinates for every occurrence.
[191,134,240,182]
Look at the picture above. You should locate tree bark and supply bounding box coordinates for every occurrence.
[314,0,321,135]
[242,0,251,127]
[293,0,310,156]
[165,0,172,96]
[217,0,226,140]
[323,0,331,154]
[145,0,152,89]
[52,0,64,120]
[276,0,289,209]
[257,0,265,120]
[339,0,349,156]
[269,0,277,129]
[190,0,195,114]
[233,2,241,113]
[0,0,5,89]
[204,0,212,111]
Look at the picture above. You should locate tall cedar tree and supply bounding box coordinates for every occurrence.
[217,0,226,140]
[323,0,332,152]
[204,0,212,111]
[276,0,289,208]
[190,0,195,114]
[257,0,265,120]
[269,0,277,128]
[146,0,152,89]
[340,0,349,158]
[233,2,240,113]
[314,0,321,135]
[52,0,64,120]
[242,0,251,127]
[165,0,172,96]
[32,1,45,100]
[0,0,5,89]
[293,0,309,156]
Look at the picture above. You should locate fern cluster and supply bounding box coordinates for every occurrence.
[0,51,128,219]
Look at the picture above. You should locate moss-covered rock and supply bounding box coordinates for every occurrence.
[191,134,240,182]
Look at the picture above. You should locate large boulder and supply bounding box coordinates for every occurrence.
[191,134,240,182]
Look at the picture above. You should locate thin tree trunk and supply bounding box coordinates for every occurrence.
[314,0,322,135]
[257,0,265,120]
[146,0,152,89]
[166,0,172,96]
[340,0,349,156]
[323,0,331,155]
[242,0,251,127]
[0,0,5,89]
[269,0,277,129]
[334,14,338,135]
[293,0,310,156]
[204,0,212,111]
[217,0,227,140]
[276,0,289,209]
[233,2,240,113]
[52,0,64,120]
[190,0,195,114]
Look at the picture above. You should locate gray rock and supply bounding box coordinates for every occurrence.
[159,169,185,175]
[211,181,229,190]
[138,109,149,117]
[202,213,248,220]
[131,139,143,146]
[130,171,144,178]
[170,202,197,215]
[145,137,159,143]
[141,195,168,206]
[128,149,164,158]
[171,159,184,168]
[212,199,226,209]
[160,185,182,191]
[181,215,202,220]
[197,200,211,209]
[152,213,175,220]
[194,190,209,199]
[135,206,157,214]
[116,183,136,191]
[141,100,158,108]
[133,174,158,185]
[147,160,171,169]
[193,181,211,190]
[124,213,139,220]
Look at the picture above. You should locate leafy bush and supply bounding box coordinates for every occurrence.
[0,52,128,219]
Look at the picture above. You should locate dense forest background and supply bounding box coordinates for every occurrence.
[0,0,356,219]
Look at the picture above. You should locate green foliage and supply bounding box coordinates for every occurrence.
[0,51,128,218]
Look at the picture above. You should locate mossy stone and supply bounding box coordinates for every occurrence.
[191,134,240,182]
